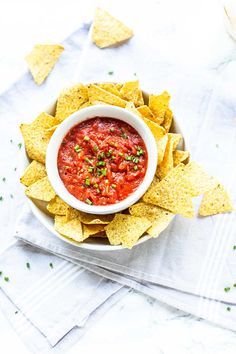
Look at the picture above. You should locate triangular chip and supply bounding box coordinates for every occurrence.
[137,105,156,123]
[143,117,166,140]
[149,91,170,125]
[199,184,233,216]
[97,83,122,97]
[88,84,127,107]
[20,112,58,163]
[129,202,174,237]
[143,164,194,218]
[105,214,151,248]
[78,211,114,224]
[173,150,190,167]
[120,81,143,106]
[82,224,105,238]
[157,133,182,179]
[125,101,142,117]
[25,44,64,85]
[162,107,173,132]
[157,134,168,165]
[55,84,88,122]
[25,176,55,202]
[54,215,85,242]
[92,7,133,48]
[47,196,70,215]
[20,160,46,187]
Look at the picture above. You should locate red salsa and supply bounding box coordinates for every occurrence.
[57,117,148,206]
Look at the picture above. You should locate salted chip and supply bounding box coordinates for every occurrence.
[129,202,174,238]
[149,91,170,125]
[120,81,143,106]
[25,176,55,202]
[66,207,80,221]
[88,84,127,107]
[157,133,182,179]
[20,160,46,187]
[92,7,133,48]
[162,107,173,132]
[25,44,64,85]
[184,161,218,197]
[143,117,166,140]
[125,101,142,117]
[173,150,190,167]
[55,84,88,122]
[83,224,105,238]
[199,184,233,216]
[78,211,114,224]
[98,83,122,97]
[54,215,85,242]
[157,134,168,164]
[137,105,156,123]
[105,214,151,248]
[47,196,70,215]
[143,164,194,218]
[20,112,58,163]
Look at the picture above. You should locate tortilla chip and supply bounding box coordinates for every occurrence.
[92,7,133,48]
[129,202,174,237]
[157,134,168,164]
[137,105,156,123]
[120,81,143,106]
[79,101,92,110]
[143,164,194,218]
[157,133,182,179]
[20,160,46,187]
[149,91,170,125]
[78,211,114,224]
[184,161,218,197]
[116,83,123,91]
[173,150,190,167]
[91,231,107,238]
[162,107,173,132]
[88,84,127,107]
[54,215,85,242]
[98,83,122,97]
[47,196,70,215]
[105,214,151,248]
[143,117,166,140]
[199,184,233,216]
[82,224,105,238]
[25,44,64,85]
[125,101,142,117]
[20,112,58,163]
[25,176,55,202]
[66,207,80,221]
[55,84,88,122]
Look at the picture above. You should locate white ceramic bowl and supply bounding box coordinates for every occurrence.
[46,105,157,215]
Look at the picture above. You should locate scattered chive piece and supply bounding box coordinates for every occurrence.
[85,198,93,205]
[14,167,17,171]
[15,311,18,314]
[74,145,81,153]
[133,157,139,164]
[4,277,9,282]
[111,184,116,189]
[111,156,115,160]
[0,196,3,201]
[88,167,94,173]
[84,157,93,164]
[94,183,98,188]
[49,262,53,269]
[118,152,123,157]
[233,284,236,287]
[10,139,13,143]
[2,177,6,182]
[227,306,231,312]
[10,194,13,199]
[134,73,137,76]
[98,152,105,160]
[110,127,115,132]
[134,166,138,171]
[85,177,90,186]
[125,155,132,161]
[18,143,22,149]
[101,168,107,176]
[26,262,30,269]
[216,144,219,148]
[224,287,231,292]
[96,188,100,193]
[0,271,2,276]
[106,151,112,157]
[93,146,98,152]
[84,136,90,141]
[136,148,144,156]
[233,245,236,250]
[97,161,106,166]
[108,71,114,75]
[121,133,128,139]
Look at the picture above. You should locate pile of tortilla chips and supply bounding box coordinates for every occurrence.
[20,81,233,249]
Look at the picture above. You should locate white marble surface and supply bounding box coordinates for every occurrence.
[1,0,236,353]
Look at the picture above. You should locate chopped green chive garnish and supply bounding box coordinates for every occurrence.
[0,196,3,201]
[96,188,100,193]
[84,157,93,164]
[97,161,106,166]
[74,145,81,152]
[85,177,90,186]
[14,167,17,171]
[118,152,123,157]
[227,306,231,312]
[136,148,144,156]
[133,166,138,171]
[18,143,22,149]
[108,71,114,75]
[125,155,132,161]
[26,262,30,269]
[121,133,128,139]
[134,72,137,76]
[111,184,116,189]
[94,183,99,188]
[233,284,236,287]
[0,271,2,276]
[84,136,90,141]
[224,287,231,292]
[49,262,53,269]
[101,168,107,176]
[4,277,9,282]
[106,151,112,157]
[10,139,13,143]
[133,157,139,164]
[10,194,13,199]
[85,198,93,205]
[88,167,94,173]
[15,311,18,314]
[93,146,98,152]
[233,245,236,250]
[110,127,115,132]
[111,156,115,160]
[2,177,6,182]
[98,152,105,160]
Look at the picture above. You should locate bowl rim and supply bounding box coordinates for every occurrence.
[46,104,157,215]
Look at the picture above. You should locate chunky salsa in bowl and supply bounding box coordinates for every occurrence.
[46,105,157,215]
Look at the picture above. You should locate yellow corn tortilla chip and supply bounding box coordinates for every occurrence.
[54,215,85,242]
[157,133,182,179]
[184,161,218,197]
[162,107,173,132]
[92,7,133,48]
[129,202,174,238]
[88,84,127,107]
[120,81,143,106]
[125,101,142,118]
[199,184,233,216]
[25,44,64,85]
[65,207,80,221]
[116,83,123,91]
[105,214,151,248]
[55,84,88,122]
[149,91,170,125]
[25,176,55,202]
[20,112,58,163]
[82,224,105,238]
[157,134,168,165]
[20,160,46,187]
[78,211,114,224]
[97,83,122,97]
[143,164,194,218]
[137,105,156,123]
[143,117,166,140]
[173,150,190,167]
[91,231,107,238]
[47,196,70,215]
[79,101,92,110]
